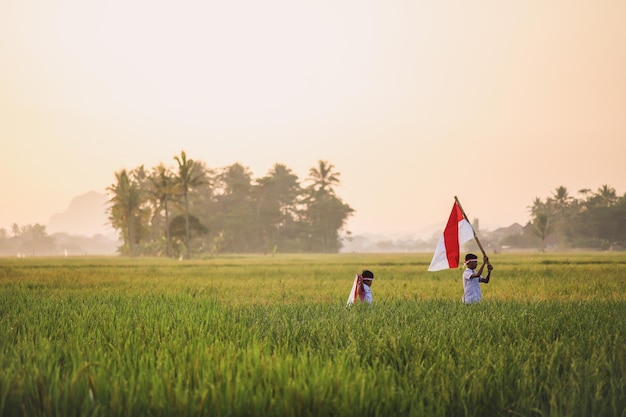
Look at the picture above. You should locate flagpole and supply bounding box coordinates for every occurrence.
[454,196,491,266]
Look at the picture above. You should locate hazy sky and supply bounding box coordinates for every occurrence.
[1,0,625,238]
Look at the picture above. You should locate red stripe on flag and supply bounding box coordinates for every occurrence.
[443,202,465,268]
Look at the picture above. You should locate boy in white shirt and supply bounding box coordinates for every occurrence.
[462,253,492,304]
[347,270,375,306]
[358,270,374,304]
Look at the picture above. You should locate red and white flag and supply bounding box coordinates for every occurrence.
[346,275,359,306]
[346,274,366,306]
[428,201,475,271]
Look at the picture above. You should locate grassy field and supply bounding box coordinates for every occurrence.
[1,252,625,416]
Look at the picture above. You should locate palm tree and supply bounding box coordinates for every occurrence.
[527,196,554,250]
[306,160,340,195]
[531,212,552,251]
[550,186,573,211]
[173,151,206,259]
[595,185,617,207]
[107,169,142,256]
[528,197,546,218]
[304,160,353,252]
[149,163,177,257]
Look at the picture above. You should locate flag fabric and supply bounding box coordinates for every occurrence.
[346,274,362,306]
[428,202,475,271]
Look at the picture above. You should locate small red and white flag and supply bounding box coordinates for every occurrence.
[346,274,359,306]
[346,274,367,306]
[428,201,475,271]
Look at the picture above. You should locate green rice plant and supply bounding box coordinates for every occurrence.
[0,253,625,416]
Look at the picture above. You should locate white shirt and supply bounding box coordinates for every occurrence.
[362,284,373,303]
[462,267,482,304]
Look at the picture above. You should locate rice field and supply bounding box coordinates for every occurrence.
[1,252,625,417]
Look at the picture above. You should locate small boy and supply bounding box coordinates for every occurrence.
[346,269,375,306]
[358,270,374,304]
[462,254,493,304]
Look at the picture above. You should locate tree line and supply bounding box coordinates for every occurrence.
[106,151,355,257]
[498,185,626,250]
[0,225,117,257]
[2,177,624,256]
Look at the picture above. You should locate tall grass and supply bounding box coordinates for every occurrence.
[1,253,625,416]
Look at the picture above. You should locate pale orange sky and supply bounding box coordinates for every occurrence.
[1,0,625,238]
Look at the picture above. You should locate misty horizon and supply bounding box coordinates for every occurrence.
[2,188,534,241]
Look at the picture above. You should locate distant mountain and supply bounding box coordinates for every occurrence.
[47,191,116,237]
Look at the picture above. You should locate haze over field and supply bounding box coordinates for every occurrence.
[1,0,625,238]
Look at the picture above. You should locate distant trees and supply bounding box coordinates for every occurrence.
[2,181,625,256]
[147,163,176,257]
[105,152,354,257]
[0,224,56,255]
[527,197,553,250]
[173,151,207,259]
[254,164,302,252]
[303,161,354,252]
[106,168,144,256]
[515,185,626,250]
